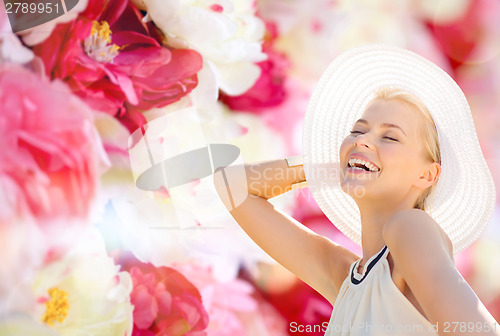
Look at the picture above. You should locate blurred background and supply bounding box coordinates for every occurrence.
[1,0,499,335]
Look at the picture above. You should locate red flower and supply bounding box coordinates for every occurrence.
[118,253,209,336]
[33,0,203,133]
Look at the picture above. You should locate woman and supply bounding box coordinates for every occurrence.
[213,44,500,335]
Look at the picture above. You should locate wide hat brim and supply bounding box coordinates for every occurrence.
[302,43,496,255]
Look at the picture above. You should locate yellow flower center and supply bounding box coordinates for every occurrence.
[84,21,120,63]
[41,287,69,326]
[91,21,112,43]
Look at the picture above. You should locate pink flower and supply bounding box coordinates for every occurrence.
[118,254,209,336]
[0,64,103,225]
[219,21,290,112]
[172,262,258,335]
[33,0,203,133]
[172,262,290,336]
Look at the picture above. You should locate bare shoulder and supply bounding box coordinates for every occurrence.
[382,210,500,332]
[383,209,454,264]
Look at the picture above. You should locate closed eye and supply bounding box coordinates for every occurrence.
[350,131,398,142]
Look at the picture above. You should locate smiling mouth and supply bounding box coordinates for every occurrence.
[347,158,380,173]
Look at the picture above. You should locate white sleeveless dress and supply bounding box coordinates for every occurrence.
[324,244,438,335]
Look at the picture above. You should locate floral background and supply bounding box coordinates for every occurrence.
[1,0,500,335]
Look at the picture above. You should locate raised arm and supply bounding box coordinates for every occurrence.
[213,158,358,305]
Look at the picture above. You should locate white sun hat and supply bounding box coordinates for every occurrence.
[302,43,496,255]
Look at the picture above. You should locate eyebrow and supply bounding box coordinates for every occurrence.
[354,119,407,137]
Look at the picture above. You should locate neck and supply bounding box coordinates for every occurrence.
[356,196,416,263]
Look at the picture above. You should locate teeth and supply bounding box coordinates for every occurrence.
[348,158,380,172]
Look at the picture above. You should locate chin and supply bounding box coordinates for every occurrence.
[340,181,370,199]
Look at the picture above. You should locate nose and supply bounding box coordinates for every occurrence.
[353,132,372,149]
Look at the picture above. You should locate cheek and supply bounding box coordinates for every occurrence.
[339,137,353,158]
[381,147,419,176]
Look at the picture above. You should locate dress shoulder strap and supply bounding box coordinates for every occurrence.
[351,245,388,285]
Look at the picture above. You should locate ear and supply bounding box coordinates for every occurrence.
[415,162,441,189]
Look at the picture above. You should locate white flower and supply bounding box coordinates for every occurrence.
[0,218,100,317]
[5,228,134,336]
[142,0,267,97]
[0,315,61,336]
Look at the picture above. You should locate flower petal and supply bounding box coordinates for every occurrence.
[131,284,159,329]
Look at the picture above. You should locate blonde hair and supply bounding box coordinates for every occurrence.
[372,87,441,211]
